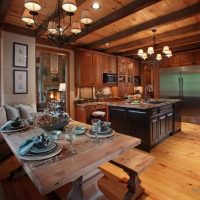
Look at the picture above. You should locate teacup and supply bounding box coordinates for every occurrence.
[101,121,111,132]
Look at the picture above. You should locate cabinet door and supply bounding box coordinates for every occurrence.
[180,53,194,66]
[109,56,117,74]
[169,54,181,67]
[109,107,127,133]
[127,110,147,140]
[133,61,140,75]
[75,50,93,86]
[159,114,167,141]
[118,83,126,97]
[166,112,173,134]
[93,53,103,88]
[150,117,159,146]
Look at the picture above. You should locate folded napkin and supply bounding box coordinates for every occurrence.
[0,120,25,131]
[18,134,50,156]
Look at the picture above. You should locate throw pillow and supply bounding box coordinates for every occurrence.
[0,107,7,126]
[19,104,37,119]
[4,104,20,121]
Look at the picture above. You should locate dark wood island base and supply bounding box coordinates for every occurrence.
[108,99,181,152]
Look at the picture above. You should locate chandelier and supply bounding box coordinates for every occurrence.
[137,28,172,61]
[21,0,93,47]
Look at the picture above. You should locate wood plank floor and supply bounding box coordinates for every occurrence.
[0,122,200,200]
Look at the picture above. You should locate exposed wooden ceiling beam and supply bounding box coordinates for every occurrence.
[36,0,86,37]
[106,23,200,53]
[1,23,36,37]
[85,2,200,49]
[171,42,200,53]
[76,0,161,40]
[0,0,12,22]
[121,34,200,56]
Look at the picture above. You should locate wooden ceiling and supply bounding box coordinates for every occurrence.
[1,0,200,57]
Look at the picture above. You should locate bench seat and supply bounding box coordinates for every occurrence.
[98,148,155,200]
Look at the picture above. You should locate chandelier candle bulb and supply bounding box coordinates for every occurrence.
[71,21,81,34]
[137,49,143,57]
[81,9,93,24]
[142,52,147,60]
[22,9,34,24]
[24,0,41,11]
[156,53,162,61]
[163,46,170,54]
[62,0,77,13]
[147,46,154,55]
[166,50,172,57]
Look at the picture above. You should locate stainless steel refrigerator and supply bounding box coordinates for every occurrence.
[160,66,200,124]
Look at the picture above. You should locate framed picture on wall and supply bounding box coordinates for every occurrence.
[13,42,28,68]
[50,54,58,74]
[13,70,28,94]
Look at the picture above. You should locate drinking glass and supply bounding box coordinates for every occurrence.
[65,127,77,155]
[91,119,101,143]
[30,113,39,132]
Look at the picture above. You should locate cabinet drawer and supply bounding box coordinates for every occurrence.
[151,108,158,116]
[160,105,173,114]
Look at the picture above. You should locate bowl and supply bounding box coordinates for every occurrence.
[40,118,70,131]
[74,126,86,135]
[48,130,62,141]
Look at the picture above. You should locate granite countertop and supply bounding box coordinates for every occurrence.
[108,99,181,110]
[75,98,181,109]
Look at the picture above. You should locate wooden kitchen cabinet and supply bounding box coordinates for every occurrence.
[100,54,117,74]
[75,49,93,86]
[92,52,104,88]
[117,56,140,97]
[180,53,194,66]
[169,54,181,67]
[75,49,117,87]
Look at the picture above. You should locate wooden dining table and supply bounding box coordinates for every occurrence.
[1,120,141,200]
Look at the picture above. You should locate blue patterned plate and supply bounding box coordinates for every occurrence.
[29,142,57,154]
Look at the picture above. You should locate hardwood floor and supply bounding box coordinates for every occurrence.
[139,122,200,200]
[0,122,200,200]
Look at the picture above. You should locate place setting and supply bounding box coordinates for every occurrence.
[86,120,115,143]
[17,133,63,162]
[0,117,30,134]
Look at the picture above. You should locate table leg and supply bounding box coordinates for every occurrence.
[67,176,84,200]
[46,191,61,200]
[9,166,25,181]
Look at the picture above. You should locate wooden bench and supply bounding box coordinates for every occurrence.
[98,148,155,200]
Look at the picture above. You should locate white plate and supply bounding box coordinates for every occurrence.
[86,130,115,138]
[1,125,30,134]
[18,144,63,161]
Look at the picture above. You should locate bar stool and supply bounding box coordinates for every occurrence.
[90,111,106,124]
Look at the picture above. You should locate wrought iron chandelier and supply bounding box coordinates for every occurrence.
[137,28,172,61]
[21,0,93,47]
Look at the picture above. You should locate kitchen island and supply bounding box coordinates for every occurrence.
[108,99,181,151]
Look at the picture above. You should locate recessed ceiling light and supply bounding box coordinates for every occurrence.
[92,2,101,10]
[105,43,109,46]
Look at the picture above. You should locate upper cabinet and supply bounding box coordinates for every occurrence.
[75,49,117,88]
[117,56,141,97]
[160,52,198,68]
[92,52,104,88]
[75,49,93,87]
